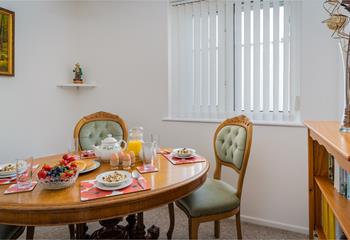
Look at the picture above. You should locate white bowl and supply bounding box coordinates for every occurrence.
[96,170,131,187]
[39,171,79,190]
[172,148,196,158]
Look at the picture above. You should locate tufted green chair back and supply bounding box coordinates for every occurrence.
[79,121,124,150]
[215,126,247,169]
[213,115,252,198]
[74,111,127,151]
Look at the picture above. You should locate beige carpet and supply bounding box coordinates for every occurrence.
[19,205,307,239]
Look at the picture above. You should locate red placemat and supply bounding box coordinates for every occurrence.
[0,164,40,186]
[80,176,150,202]
[136,165,159,173]
[4,181,37,194]
[162,153,206,165]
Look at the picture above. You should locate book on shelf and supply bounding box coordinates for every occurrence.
[324,155,348,239]
[322,194,337,239]
[329,155,335,184]
[334,159,340,193]
[331,155,349,198]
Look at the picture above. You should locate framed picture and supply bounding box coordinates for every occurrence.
[0,7,14,76]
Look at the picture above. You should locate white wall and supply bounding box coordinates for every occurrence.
[0,1,80,160]
[0,0,341,234]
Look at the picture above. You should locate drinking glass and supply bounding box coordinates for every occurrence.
[67,138,79,155]
[151,134,160,153]
[141,142,156,170]
[16,156,33,189]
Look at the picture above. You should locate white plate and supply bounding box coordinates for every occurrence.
[0,163,16,176]
[0,173,16,179]
[96,170,131,187]
[172,148,196,158]
[95,178,133,191]
[79,161,100,174]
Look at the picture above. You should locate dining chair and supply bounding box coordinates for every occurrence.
[74,111,128,150]
[73,111,128,238]
[167,115,253,239]
[0,225,25,239]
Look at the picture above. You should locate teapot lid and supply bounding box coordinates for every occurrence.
[101,134,117,145]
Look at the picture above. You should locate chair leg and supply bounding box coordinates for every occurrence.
[26,226,35,240]
[236,211,242,239]
[68,224,75,239]
[189,218,199,240]
[214,220,220,238]
[167,202,175,239]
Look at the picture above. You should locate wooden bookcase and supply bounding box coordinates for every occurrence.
[305,121,350,239]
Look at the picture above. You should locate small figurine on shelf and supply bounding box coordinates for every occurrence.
[73,63,83,84]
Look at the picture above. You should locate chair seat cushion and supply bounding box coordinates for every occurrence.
[177,178,240,217]
[0,224,25,239]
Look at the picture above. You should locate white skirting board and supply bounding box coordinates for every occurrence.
[229,215,308,235]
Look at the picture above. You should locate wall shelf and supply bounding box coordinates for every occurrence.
[57,83,96,88]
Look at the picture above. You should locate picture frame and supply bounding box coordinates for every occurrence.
[0,7,14,76]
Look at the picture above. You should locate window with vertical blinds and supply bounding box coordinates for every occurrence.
[168,0,300,123]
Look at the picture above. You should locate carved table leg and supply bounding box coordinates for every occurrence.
[76,223,89,240]
[146,225,160,239]
[88,214,159,239]
[90,217,128,239]
[126,214,137,239]
[134,212,160,239]
[135,212,146,239]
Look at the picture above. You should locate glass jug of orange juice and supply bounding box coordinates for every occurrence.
[127,127,144,158]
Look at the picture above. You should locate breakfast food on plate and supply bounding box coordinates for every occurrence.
[177,148,192,155]
[37,162,78,182]
[102,171,126,183]
[84,160,96,170]
[0,163,16,173]
[80,150,95,158]
[71,160,87,172]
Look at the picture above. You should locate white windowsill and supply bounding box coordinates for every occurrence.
[162,117,304,127]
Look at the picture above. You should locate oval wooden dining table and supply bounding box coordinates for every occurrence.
[0,152,209,239]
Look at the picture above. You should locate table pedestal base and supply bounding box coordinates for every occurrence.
[89,213,159,239]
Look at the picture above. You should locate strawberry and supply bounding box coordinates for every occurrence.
[38,170,47,179]
[62,154,70,160]
[70,162,77,168]
[42,164,52,171]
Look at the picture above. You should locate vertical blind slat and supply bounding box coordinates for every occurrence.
[226,0,234,114]
[273,0,280,114]
[184,3,193,117]
[253,0,261,113]
[244,0,251,112]
[179,5,186,118]
[193,2,201,115]
[283,0,290,114]
[170,6,178,117]
[263,0,270,113]
[218,0,226,115]
[209,0,217,114]
[234,0,242,112]
[201,0,209,115]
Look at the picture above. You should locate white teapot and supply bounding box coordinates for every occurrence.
[93,134,127,162]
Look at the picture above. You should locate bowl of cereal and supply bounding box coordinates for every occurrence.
[172,148,196,158]
[96,170,131,187]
